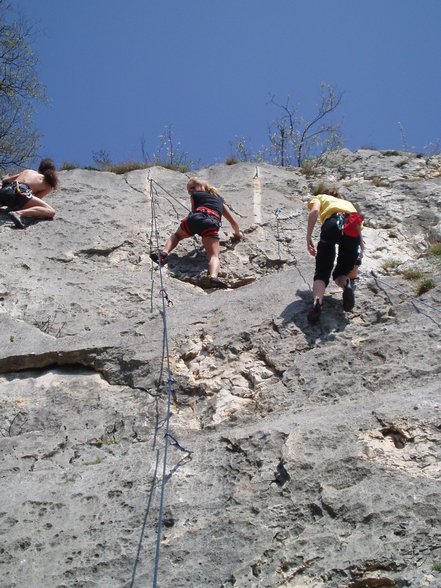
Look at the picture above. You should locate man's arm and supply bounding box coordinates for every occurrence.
[2,173,19,183]
[306,203,320,256]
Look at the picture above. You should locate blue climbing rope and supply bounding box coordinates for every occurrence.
[130,176,192,588]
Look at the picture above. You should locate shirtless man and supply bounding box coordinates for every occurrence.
[0,159,59,229]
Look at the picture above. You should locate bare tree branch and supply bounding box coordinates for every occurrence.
[0,1,44,172]
[268,83,344,167]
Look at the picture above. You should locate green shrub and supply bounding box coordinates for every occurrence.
[106,161,150,174]
[85,457,103,466]
[300,159,318,176]
[416,278,435,296]
[60,161,79,171]
[427,243,441,257]
[382,259,399,270]
[433,562,441,572]
[401,268,424,280]
[371,176,389,187]
[158,161,191,173]
[89,160,193,174]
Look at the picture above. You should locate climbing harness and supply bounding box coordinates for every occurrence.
[334,211,364,237]
[0,180,33,209]
[195,205,221,220]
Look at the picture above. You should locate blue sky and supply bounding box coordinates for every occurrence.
[11,0,441,168]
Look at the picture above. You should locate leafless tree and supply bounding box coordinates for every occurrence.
[152,124,192,171]
[268,83,344,167]
[0,1,45,172]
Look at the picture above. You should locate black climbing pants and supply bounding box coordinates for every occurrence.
[314,215,361,286]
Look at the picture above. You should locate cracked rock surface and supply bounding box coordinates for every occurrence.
[0,151,440,587]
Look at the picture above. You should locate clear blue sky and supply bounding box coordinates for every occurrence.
[11,0,441,168]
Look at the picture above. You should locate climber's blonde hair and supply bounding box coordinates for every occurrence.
[187,177,219,196]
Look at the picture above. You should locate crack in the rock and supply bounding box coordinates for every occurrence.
[77,242,126,257]
[0,347,151,391]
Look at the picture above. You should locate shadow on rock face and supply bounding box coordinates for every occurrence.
[0,209,54,230]
[163,249,207,285]
[280,288,351,343]
[162,247,257,290]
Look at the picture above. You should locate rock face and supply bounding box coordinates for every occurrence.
[0,150,440,588]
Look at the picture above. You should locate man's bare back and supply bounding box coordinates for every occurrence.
[6,169,52,199]
[1,159,59,228]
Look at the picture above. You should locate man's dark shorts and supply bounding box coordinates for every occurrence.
[314,215,361,286]
[0,182,33,211]
[180,212,221,239]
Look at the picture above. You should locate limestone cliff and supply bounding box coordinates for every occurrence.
[0,150,440,587]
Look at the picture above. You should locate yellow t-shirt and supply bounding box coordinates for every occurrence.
[307,194,358,224]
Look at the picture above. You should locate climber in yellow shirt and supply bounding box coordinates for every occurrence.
[306,188,363,324]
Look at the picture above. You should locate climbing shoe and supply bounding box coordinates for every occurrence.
[343,281,355,311]
[208,276,228,289]
[307,299,322,324]
[8,211,26,229]
[149,250,168,265]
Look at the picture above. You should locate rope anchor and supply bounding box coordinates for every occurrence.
[165,433,193,454]
[159,288,173,306]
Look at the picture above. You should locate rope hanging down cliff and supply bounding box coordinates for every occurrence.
[130,176,192,588]
[371,271,441,328]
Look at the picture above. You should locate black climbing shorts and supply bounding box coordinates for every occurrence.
[0,182,33,211]
[180,212,221,240]
[314,215,361,286]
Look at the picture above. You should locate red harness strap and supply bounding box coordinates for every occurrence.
[195,206,221,220]
[201,226,219,238]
